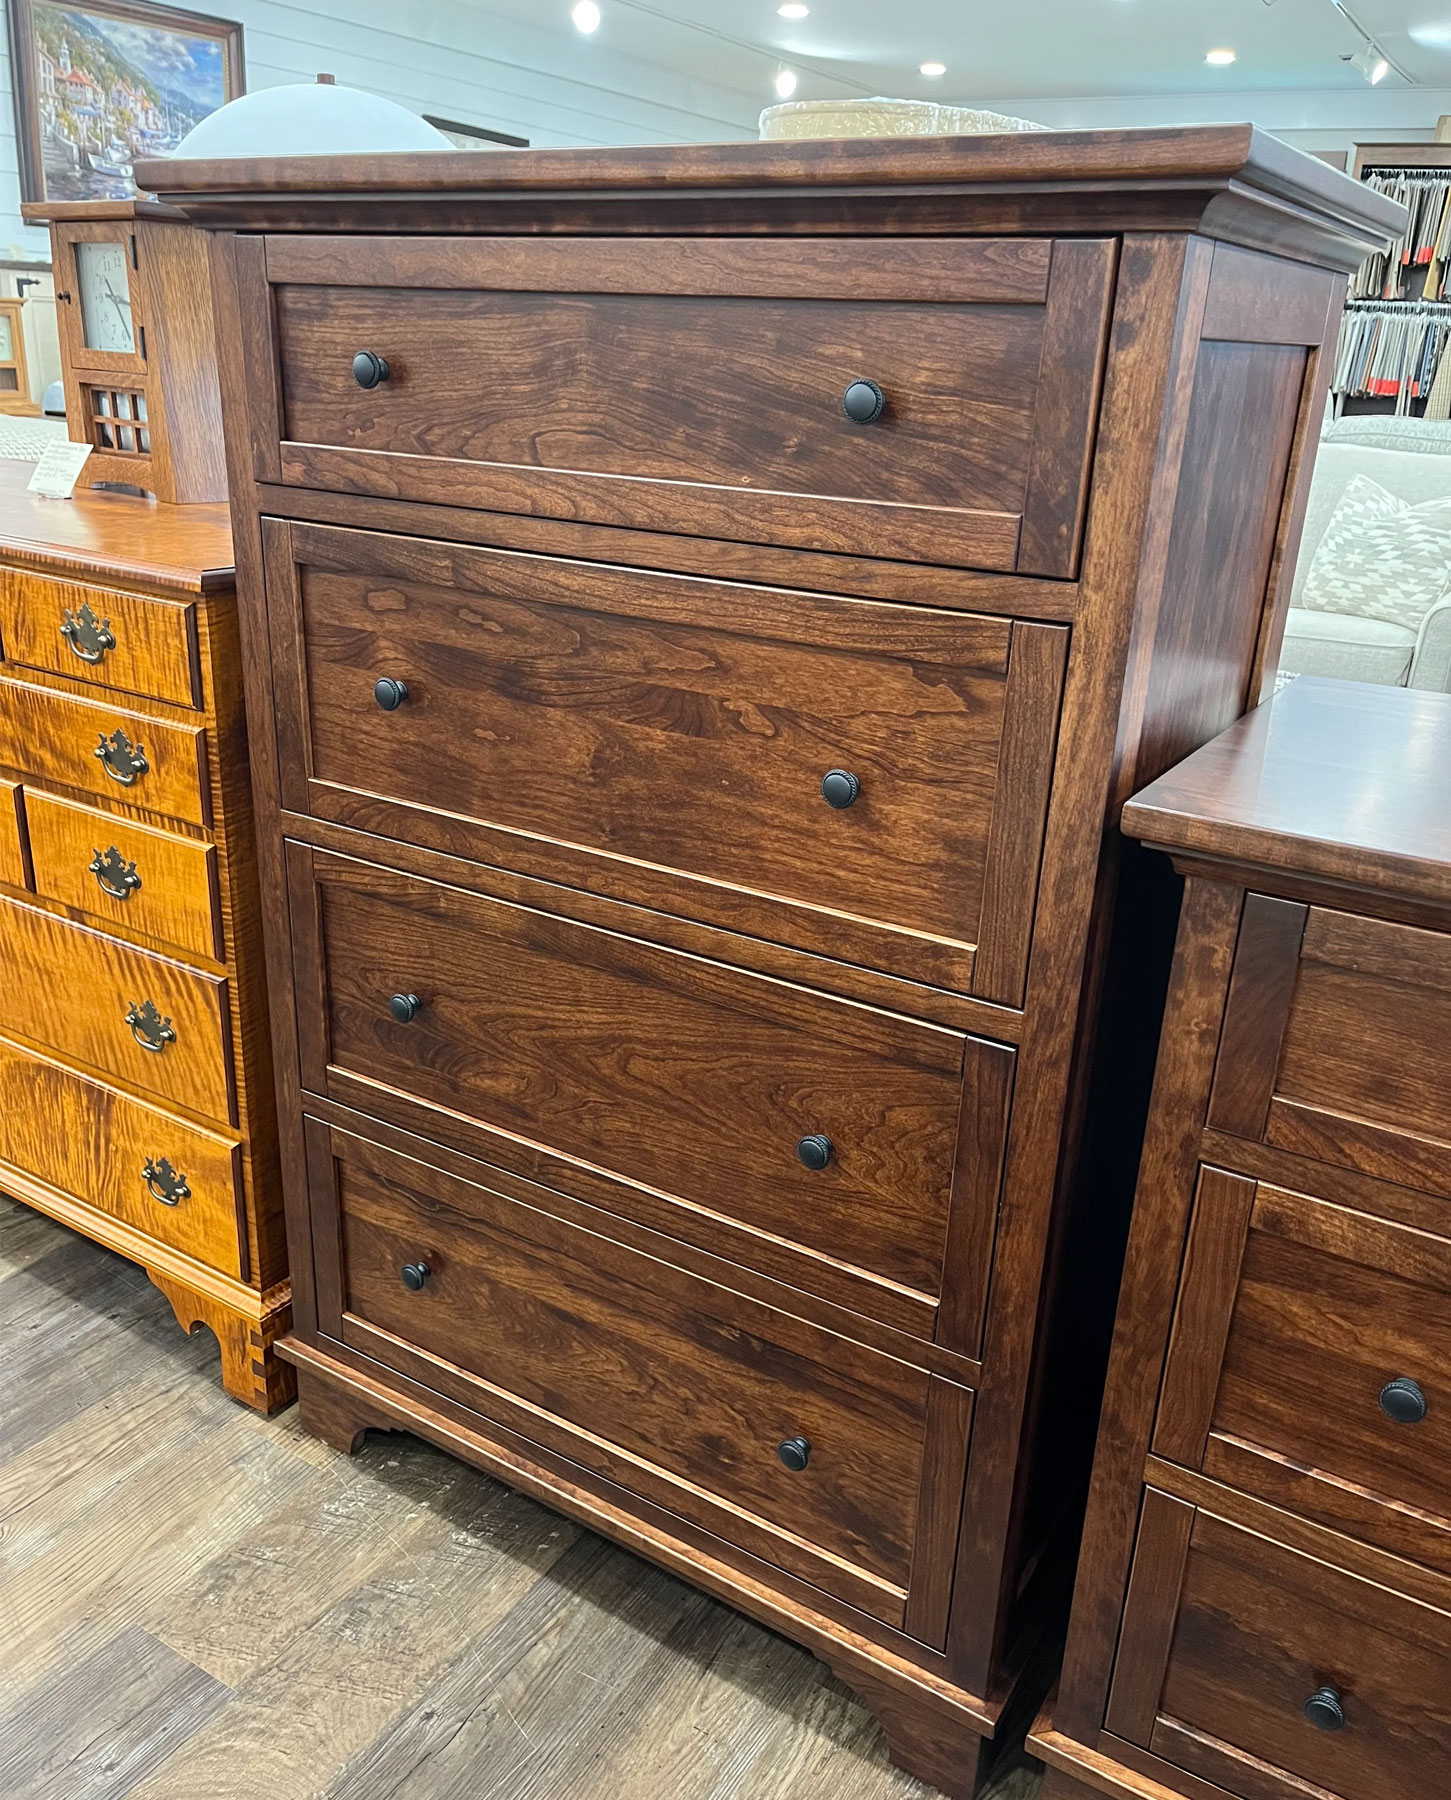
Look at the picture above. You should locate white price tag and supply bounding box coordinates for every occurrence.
[28,440,94,499]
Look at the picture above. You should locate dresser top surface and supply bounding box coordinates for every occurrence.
[1123,676,1451,906]
[136,125,1403,270]
[0,458,234,595]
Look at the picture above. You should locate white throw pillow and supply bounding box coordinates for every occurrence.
[1300,473,1451,630]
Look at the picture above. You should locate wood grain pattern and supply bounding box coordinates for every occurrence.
[271,520,1056,993]
[0,676,209,828]
[0,779,27,890]
[1205,894,1307,1141]
[0,460,232,596]
[0,1032,243,1275]
[0,567,201,708]
[0,893,234,1126]
[324,1125,932,1611]
[23,785,221,962]
[1152,1507,1451,1800]
[1103,1488,1195,1745]
[1267,908,1451,1195]
[298,847,976,1301]
[1124,680,1451,908]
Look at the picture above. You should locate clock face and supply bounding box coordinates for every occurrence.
[0,315,11,362]
[76,241,135,354]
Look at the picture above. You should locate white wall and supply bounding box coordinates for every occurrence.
[0,0,761,258]
[4,0,1451,264]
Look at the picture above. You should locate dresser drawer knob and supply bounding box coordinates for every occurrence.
[90,844,142,901]
[389,993,422,1024]
[352,350,391,389]
[796,1134,833,1171]
[142,1155,190,1206]
[777,1436,812,1472]
[400,1261,431,1291]
[60,601,116,665]
[95,728,148,786]
[1302,1687,1346,1732]
[1380,1377,1428,1424]
[820,769,860,810]
[842,378,886,425]
[126,999,176,1053]
[374,676,409,711]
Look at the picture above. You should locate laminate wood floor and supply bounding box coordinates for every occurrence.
[0,1197,1044,1800]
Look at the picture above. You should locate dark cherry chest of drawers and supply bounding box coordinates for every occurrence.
[142,129,1400,1796]
[1034,677,1451,1800]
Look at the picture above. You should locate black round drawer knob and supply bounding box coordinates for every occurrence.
[842,378,886,424]
[777,1436,811,1472]
[352,349,391,388]
[1302,1687,1346,1732]
[1380,1377,1428,1424]
[820,769,861,810]
[400,1261,431,1291]
[374,676,409,711]
[388,993,422,1023]
[797,1134,833,1171]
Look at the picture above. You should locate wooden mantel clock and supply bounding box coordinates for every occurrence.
[21,199,226,504]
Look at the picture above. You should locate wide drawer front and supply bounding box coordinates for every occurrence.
[0,676,209,828]
[315,1124,955,1626]
[267,519,1066,999]
[0,566,200,708]
[0,779,25,889]
[1155,1171,1451,1575]
[1210,898,1451,1199]
[0,1033,242,1276]
[24,786,221,961]
[0,894,233,1125]
[1109,1492,1451,1800]
[258,234,1115,577]
[293,848,1009,1323]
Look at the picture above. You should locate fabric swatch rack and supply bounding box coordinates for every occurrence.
[1332,298,1451,418]
[1352,169,1451,301]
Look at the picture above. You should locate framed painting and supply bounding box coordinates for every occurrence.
[6,0,243,203]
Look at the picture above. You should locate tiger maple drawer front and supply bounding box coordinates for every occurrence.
[1210,897,1451,1198]
[293,848,1004,1320]
[1155,1172,1451,1566]
[0,1034,243,1277]
[0,779,26,889]
[24,787,221,961]
[1108,1492,1451,1800]
[0,676,209,828]
[258,234,1116,576]
[0,894,233,1124]
[315,1123,950,1625]
[0,566,201,708]
[267,520,1067,997]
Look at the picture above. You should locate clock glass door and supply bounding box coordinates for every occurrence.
[76,241,136,355]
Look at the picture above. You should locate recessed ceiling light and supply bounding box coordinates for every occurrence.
[775,67,799,97]
[1205,47,1236,65]
[571,0,601,32]
[920,61,947,77]
[777,3,809,17]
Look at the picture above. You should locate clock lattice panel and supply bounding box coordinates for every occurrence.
[82,386,151,457]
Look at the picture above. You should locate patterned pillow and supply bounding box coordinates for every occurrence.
[1301,473,1451,630]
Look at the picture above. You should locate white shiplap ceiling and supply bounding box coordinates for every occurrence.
[468,0,1451,108]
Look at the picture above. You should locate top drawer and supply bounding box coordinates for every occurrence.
[1210,897,1451,1201]
[254,236,1116,578]
[0,568,201,709]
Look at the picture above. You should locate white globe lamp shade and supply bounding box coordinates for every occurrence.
[171,78,451,158]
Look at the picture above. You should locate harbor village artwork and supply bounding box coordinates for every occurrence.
[6,0,244,202]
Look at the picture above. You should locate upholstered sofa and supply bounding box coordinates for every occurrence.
[1281,415,1451,690]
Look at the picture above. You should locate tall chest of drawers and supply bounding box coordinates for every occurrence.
[142,130,1401,1793]
[0,462,290,1411]
[1034,677,1451,1800]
